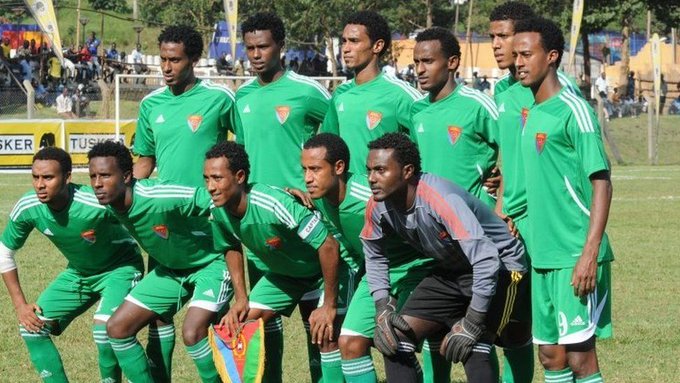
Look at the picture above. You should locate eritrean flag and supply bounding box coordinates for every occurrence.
[209,319,265,383]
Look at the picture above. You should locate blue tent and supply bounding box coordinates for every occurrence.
[208,21,245,60]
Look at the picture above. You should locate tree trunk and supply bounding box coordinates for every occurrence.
[426,0,433,28]
[619,14,631,94]
[581,28,591,85]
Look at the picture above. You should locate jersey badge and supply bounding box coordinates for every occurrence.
[187,115,203,133]
[265,236,282,250]
[366,111,383,130]
[535,133,547,154]
[275,106,291,124]
[447,126,462,145]
[520,108,529,131]
[81,229,96,243]
[155,114,165,123]
[153,224,169,239]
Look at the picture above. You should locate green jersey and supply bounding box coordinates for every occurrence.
[211,183,331,278]
[495,71,585,220]
[134,79,235,187]
[493,73,514,96]
[1,184,141,275]
[521,87,614,269]
[321,73,423,174]
[313,173,429,270]
[109,179,221,270]
[410,85,499,208]
[234,71,330,189]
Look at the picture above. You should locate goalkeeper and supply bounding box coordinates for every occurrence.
[361,133,530,383]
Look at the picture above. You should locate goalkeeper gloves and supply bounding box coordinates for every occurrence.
[441,307,486,363]
[373,296,411,356]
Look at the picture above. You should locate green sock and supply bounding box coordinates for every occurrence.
[93,323,121,382]
[20,324,68,382]
[185,337,219,383]
[545,367,574,383]
[109,336,154,383]
[422,339,451,383]
[489,344,500,378]
[261,317,283,383]
[342,355,377,383]
[146,323,175,382]
[576,371,603,383]
[502,343,534,383]
[303,320,322,383]
[320,349,343,383]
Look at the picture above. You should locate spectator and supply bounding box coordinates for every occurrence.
[659,74,667,114]
[627,71,635,99]
[55,87,76,118]
[106,43,120,61]
[47,53,62,89]
[472,71,483,90]
[479,75,491,93]
[72,83,90,117]
[31,78,48,105]
[86,32,102,79]
[216,52,231,75]
[29,39,38,55]
[382,59,396,77]
[1,37,11,58]
[17,40,31,59]
[595,71,608,98]
[669,93,680,115]
[76,45,92,82]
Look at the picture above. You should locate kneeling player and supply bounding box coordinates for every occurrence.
[88,141,232,383]
[0,147,143,382]
[362,133,531,383]
[204,141,348,382]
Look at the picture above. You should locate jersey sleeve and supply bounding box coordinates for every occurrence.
[221,92,237,137]
[306,85,331,125]
[320,96,340,135]
[210,214,242,252]
[474,95,500,146]
[277,191,329,250]
[1,209,35,251]
[179,187,213,217]
[566,101,610,177]
[133,99,155,156]
[439,193,501,313]
[396,90,420,133]
[360,198,391,301]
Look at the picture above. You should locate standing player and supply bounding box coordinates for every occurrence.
[233,12,332,382]
[301,133,436,383]
[411,27,499,210]
[514,18,613,383]
[321,10,423,175]
[203,141,345,382]
[362,133,530,383]
[131,25,235,381]
[0,147,143,383]
[88,141,232,383]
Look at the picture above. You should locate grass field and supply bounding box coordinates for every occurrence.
[0,116,679,381]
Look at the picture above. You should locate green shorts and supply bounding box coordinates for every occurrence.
[514,214,531,263]
[37,263,143,331]
[126,257,231,321]
[340,260,433,338]
[532,262,612,345]
[318,260,358,315]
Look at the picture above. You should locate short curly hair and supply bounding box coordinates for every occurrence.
[87,141,133,174]
[345,11,391,57]
[303,133,350,172]
[514,17,565,68]
[33,146,72,176]
[158,25,203,60]
[205,141,250,181]
[368,133,421,174]
[415,27,461,58]
[241,12,285,44]
[489,1,536,22]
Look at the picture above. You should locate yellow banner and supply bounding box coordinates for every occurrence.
[568,0,584,76]
[24,0,64,63]
[0,120,63,166]
[224,0,238,60]
[65,120,136,165]
[651,33,661,119]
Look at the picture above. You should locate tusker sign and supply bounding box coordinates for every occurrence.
[0,119,136,167]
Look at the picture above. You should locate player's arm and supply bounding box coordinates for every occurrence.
[493,163,518,237]
[311,233,340,344]
[0,242,43,332]
[477,101,501,196]
[306,83,332,127]
[572,170,612,297]
[319,95,339,134]
[133,156,156,179]
[132,99,156,179]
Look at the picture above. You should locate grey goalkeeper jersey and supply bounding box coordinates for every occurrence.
[361,173,526,313]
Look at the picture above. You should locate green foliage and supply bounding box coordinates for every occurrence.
[139,0,223,30]
[88,0,129,13]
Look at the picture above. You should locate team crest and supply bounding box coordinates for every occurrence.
[447,126,462,145]
[187,115,203,133]
[153,224,169,239]
[535,133,547,154]
[275,106,291,124]
[366,111,383,130]
[81,229,96,244]
[265,236,282,250]
[520,108,529,131]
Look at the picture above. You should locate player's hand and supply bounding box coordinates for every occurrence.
[373,296,411,356]
[483,167,501,197]
[16,303,44,333]
[571,243,598,297]
[440,308,485,363]
[498,213,518,238]
[219,298,249,336]
[309,304,337,345]
[284,187,314,209]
